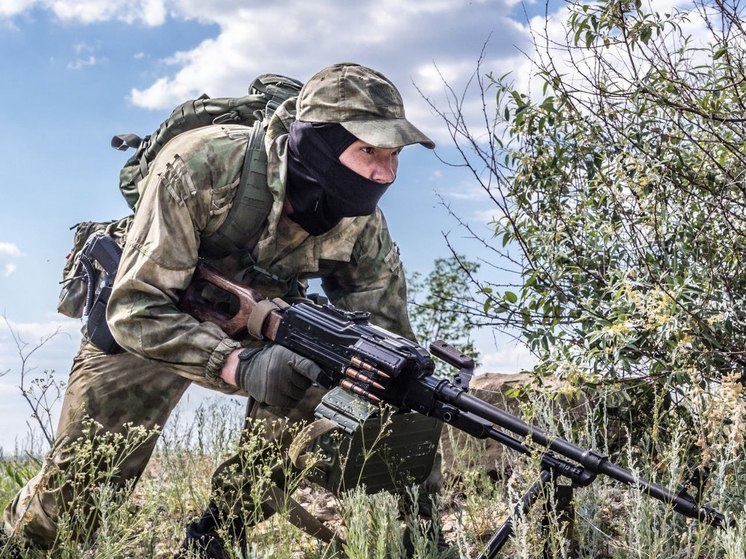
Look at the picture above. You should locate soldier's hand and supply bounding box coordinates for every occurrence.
[234,345,322,408]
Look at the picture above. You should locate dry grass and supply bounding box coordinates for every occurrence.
[1,378,744,558]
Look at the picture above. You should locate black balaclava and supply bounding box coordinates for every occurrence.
[285,121,392,236]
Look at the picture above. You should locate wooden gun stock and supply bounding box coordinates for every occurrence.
[180,263,282,340]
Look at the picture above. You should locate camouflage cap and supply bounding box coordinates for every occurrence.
[296,63,435,149]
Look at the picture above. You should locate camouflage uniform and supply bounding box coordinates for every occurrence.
[3,67,431,549]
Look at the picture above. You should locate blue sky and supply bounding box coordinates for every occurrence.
[0,0,566,452]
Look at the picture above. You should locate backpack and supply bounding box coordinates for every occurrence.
[112,73,303,256]
[58,74,303,321]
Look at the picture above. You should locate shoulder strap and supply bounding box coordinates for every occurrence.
[289,418,340,470]
[262,484,338,544]
[199,122,274,258]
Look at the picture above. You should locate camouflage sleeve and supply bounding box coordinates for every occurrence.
[320,209,417,341]
[107,126,248,386]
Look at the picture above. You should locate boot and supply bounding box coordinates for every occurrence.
[175,527,229,559]
[174,503,246,559]
[175,503,232,559]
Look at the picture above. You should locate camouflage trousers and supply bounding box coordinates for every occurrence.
[2,338,442,549]
[2,338,195,547]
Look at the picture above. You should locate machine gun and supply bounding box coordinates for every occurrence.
[181,263,731,558]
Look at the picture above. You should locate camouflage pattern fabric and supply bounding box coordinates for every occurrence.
[2,339,192,546]
[108,99,414,383]
[3,94,420,548]
[296,63,435,149]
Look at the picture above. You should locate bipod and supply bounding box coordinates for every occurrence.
[478,450,596,559]
[418,375,730,558]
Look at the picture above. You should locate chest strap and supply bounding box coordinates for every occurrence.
[200,122,274,258]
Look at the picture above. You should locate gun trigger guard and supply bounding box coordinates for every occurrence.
[247,298,285,339]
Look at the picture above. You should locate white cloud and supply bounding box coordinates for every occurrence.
[66,41,103,69]
[0,317,79,344]
[471,209,501,227]
[121,0,535,146]
[0,242,21,278]
[441,182,490,202]
[67,55,97,70]
[0,381,17,397]
[0,242,21,256]
[0,0,36,18]
[0,0,551,146]
[47,0,165,25]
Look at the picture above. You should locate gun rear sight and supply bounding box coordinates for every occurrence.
[429,339,475,389]
[429,339,475,370]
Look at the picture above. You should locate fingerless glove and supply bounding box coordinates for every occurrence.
[234,345,322,408]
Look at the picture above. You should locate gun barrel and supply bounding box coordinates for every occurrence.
[431,379,728,527]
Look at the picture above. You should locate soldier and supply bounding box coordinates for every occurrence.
[2,62,440,557]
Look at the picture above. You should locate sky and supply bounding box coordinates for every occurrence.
[0,0,574,454]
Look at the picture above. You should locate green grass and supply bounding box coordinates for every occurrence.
[1,378,744,558]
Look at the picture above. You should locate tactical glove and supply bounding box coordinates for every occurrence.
[234,345,322,408]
